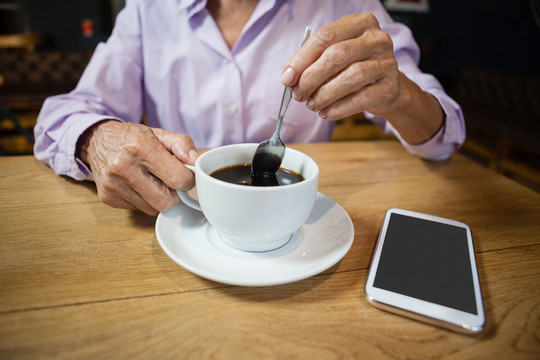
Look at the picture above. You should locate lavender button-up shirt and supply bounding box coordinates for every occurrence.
[34,0,465,181]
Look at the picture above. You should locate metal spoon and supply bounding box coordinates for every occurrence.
[251,26,311,182]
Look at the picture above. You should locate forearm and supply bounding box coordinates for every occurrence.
[379,72,445,145]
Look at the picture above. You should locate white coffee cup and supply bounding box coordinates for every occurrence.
[177,143,319,252]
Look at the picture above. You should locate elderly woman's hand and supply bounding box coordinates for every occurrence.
[281,13,444,144]
[80,121,198,216]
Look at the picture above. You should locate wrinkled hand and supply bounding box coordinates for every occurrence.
[281,13,443,143]
[81,121,198,216]
[281,13,401,120]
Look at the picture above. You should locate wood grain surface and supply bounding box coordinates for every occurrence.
[1,141,539,359]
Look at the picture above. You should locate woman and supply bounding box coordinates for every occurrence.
[34,0,465,215]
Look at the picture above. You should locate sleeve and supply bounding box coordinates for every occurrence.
[362,1,466,161]
[33,0,145,180]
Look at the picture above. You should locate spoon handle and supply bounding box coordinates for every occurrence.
[278,87,293,120]
[274,26,312,137]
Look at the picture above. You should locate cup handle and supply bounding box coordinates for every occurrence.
[177,164,202,211]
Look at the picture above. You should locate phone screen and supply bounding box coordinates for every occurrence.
[372,213,478,315]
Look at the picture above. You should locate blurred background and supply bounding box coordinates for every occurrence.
[1,0,539,192]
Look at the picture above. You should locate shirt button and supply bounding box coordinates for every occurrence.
[229,104,238,113]
[228,61,236,70]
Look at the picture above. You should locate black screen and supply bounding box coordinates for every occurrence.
[373,213,478,314]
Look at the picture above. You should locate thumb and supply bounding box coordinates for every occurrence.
[151,128,199,165]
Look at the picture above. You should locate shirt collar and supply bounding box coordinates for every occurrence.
[177,0,207,16]
[177,0,285,16]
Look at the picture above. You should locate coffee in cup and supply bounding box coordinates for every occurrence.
[210,164,304,186]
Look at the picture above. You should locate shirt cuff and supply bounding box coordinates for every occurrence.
[401,93,465,161]
[364,92,465,161]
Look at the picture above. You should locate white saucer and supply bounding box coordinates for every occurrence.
[156,192,354,286]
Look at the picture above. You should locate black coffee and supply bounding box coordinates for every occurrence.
[210,164,304,186]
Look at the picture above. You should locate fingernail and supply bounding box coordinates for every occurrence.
[306,98,315,110]
[189,149,199,160]
[281,67,295,85]
[292,86,303,101]
[318,111,327,119]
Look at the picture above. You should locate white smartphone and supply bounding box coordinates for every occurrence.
[365,208,485,334]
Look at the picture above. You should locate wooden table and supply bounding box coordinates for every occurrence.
[1,141,539,359]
